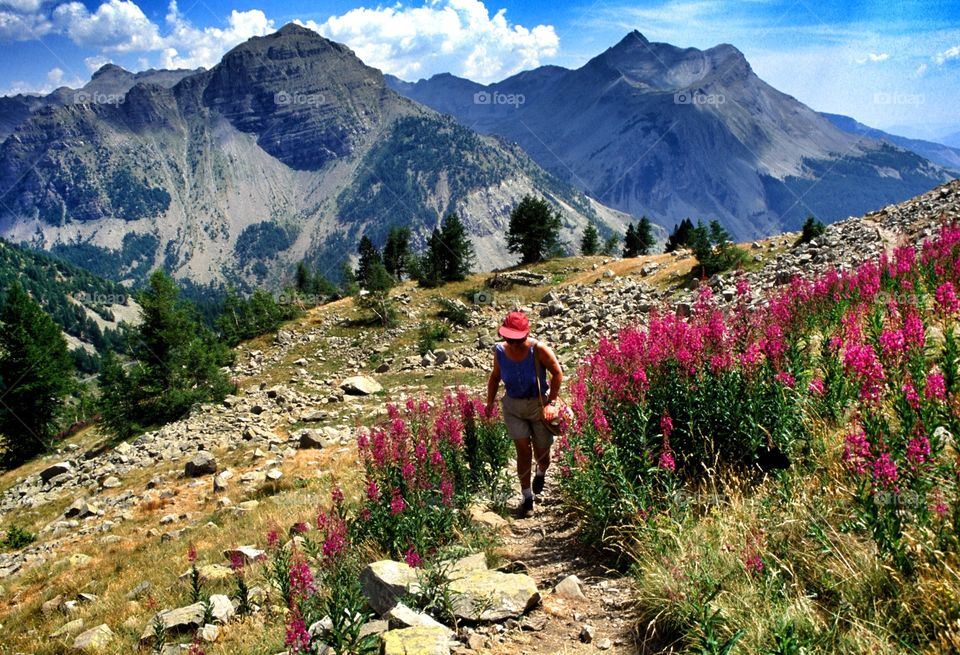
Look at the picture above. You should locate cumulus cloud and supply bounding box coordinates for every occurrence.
[0,9,51,40]
[52,0,162,51]
[300,0,559,82]
[856,52,889,64]
[935,45,960,65]
[84,54,112,72]
[159,1,273,69]
[46,66,63,84]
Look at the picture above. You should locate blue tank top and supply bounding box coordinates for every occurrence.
[496,342,548,399]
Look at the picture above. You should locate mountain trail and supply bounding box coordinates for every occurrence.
[482,491,642,654]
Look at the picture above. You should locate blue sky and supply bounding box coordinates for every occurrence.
[1,0,959,137]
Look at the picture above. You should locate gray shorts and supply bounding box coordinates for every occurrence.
[501,395,554,451]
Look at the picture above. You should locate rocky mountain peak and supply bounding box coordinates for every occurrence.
[90,63,130,80]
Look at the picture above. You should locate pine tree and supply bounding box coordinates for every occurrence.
[383,226,412,281]
[580,224,600,256]
[506,195,563,265]
[99,271,233,437]
[637,216,656,255]
[666,218,695,252]
[418,228,446,288]
[0,282,74,466]
[439,213,474,282]
[295,261,313,293]
[601,233,620,256]
[623,224,640,258]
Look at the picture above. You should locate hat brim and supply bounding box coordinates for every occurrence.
[498,325,529,339]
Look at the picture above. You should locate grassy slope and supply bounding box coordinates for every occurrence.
[0,240,795,654]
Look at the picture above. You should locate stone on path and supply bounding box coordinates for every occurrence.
[380,626,451,655]
[360,560,420,615]
[554,575,587,601]
[185,451,217,477]
[447,570,540,622]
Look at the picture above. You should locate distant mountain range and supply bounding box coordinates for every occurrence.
[821,113,960,174]
[387,31,954,239]
[0,24,629,287]
[0,26,954,288]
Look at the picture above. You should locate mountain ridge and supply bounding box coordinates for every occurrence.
[0,24,631,288]
[386,32,952,239]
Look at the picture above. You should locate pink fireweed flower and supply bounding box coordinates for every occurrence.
[808,377,825,396]
[936,281,959,315]
[390,490,406,515]
[660,413,673,439]
[401,461,416,481]
[743,552,764,575]
[843,429,872,476]
[404,547,422,568]
[441,479,454,507]
[288,558,316,598]
[430,450,444,467]
[925,371,947,401]
[906,435,931,467]
[284,613,310,653]
[366,480,380,502]
[291,522,308,535]
[878,329,905,361]
[331,485,344,505]
[735,277,750,297]
[266,529,280,550]
[592,406,611,438]
[872,452,899,489]
[229,551,245,572]
[902,380,920,409]
[843,342,885,402]
[322,521,347,560]
[902,313,925,350]
[658,449,676,472]
[775,371,796,388]
[187,544,198,563]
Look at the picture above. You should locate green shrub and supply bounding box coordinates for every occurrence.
[417,321,450,356]
[2,524,36,550]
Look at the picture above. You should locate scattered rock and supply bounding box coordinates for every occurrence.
[40,461,73,483]
[380,625,451,655]
[554,575,587,601]
[360,560,420,615]
[340,375,383,396]
[579,624,595,643]
[447,570,540,621]
[72,624,113,651]
[185,451,218,477]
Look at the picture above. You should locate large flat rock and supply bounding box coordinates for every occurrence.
[447,570,540,622]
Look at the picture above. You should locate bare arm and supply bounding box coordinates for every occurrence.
[536,342,563,403]
[485,350,501,416]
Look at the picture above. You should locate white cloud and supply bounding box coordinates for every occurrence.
[935,45,960,65]
[52,0,162,51]
[856,52,888,63]
[915,63,928,77]
[300,0,559,82]
[84,55,112,72]
[46,66,63,84]
[0,9,51,40]
[159,1,273,69]
[0,0,47,11]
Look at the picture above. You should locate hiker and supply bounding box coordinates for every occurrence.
[485,311,563,517]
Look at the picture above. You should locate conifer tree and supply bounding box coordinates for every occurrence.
[0,282,74,466]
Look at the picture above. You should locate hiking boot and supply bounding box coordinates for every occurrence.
[516,495,534,518]
[533,473,546,495]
